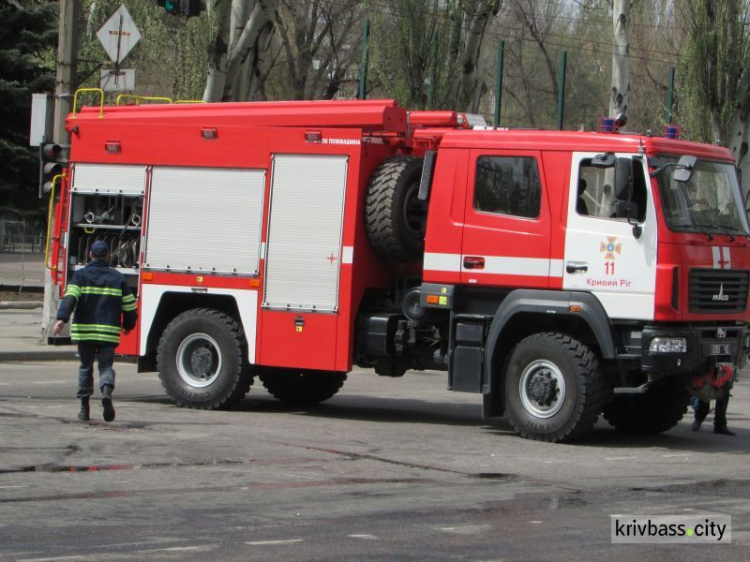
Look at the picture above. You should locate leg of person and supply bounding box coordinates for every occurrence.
[692,398,710,431]
[76,343,95,421]
[97,343,117,422]
[713,391,735,436]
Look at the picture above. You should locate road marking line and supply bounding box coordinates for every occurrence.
[528,521,543,524]
[604,456,637,461]
[661,454,692,458]
[246,539,303,546]
[33,381,66,385]
[438,525,491,535]
[348,534,379,540]
[16,555,86,562]
[154,546,206,552]
[0,485,29,489]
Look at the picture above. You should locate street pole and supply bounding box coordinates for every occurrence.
[43,0,80,342]
[556,50,567,130]
[359,20,370,100]
[493,40,504,127]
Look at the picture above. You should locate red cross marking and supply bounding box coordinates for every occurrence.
[328,253,337,265]
[718,252,730,269]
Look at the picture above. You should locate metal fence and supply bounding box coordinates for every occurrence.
[0,220,45,254]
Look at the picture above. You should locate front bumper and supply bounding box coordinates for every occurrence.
[641,324,749,374]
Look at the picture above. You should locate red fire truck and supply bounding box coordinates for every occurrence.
[48,95,750,442]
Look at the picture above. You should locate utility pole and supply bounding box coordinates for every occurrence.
[42,0,80,341]
[610,0,630,130]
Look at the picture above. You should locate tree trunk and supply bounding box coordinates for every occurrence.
[610,0,630,127]
[450,0,501,113]
[203,0,278,102]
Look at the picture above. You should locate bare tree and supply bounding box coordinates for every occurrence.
[275,0,364,100]
[679,0,750,183]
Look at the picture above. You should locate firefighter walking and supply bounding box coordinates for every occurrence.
[53,240,137,422]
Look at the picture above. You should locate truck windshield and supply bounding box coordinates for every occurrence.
[654,156,750,236]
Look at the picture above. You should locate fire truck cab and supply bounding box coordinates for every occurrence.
[49,96,750,442]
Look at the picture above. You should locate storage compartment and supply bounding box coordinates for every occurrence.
[66,164,146,295]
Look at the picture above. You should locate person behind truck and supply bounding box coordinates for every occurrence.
[53,240,137,422]
[691,376,735,436]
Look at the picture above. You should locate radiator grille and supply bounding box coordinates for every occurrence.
[689,269,749,313]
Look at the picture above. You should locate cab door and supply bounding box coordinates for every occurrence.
[563,153,657,320]
[460,150,553,289]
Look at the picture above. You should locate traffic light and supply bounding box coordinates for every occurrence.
[40,143,66,196]
[155,0,204,17]
[156,0,180,15]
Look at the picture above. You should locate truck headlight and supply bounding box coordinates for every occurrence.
[649,337,687,354]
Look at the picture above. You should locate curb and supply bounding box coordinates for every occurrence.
[0,301,43,310]
[0,350,78,362]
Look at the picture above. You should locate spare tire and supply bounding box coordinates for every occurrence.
[365,156,425,262]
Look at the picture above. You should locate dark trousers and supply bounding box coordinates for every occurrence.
[77,342,116,399]
[694,392,730,429]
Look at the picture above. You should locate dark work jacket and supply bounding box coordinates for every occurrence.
[56,260,137,344]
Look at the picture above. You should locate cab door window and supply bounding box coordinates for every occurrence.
[576,159,647,222]
[475,156,541,219]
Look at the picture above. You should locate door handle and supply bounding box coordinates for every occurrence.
[463,256,485,270]
[566,261,588,274]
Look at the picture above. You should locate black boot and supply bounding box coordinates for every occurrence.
[101,385,115,422]
[78,398,90,421]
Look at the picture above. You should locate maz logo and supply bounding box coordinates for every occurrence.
[712,283,730,302]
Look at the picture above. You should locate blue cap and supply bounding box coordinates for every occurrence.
[90,240,109,258]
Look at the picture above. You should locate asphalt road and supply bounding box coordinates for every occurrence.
[1,361,749,561]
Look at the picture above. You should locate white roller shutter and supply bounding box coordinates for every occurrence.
[263,154,348,312]
[145,167,266,275]
[72,164,146,195]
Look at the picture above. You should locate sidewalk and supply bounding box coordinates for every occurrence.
[0,308,77,362]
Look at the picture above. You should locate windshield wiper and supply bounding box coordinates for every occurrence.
[713,225,750,240]
[710,224,737,241]
[671,224,714,240]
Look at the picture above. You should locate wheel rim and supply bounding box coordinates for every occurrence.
[518,359,566,419]
[402,182,425,239]
[176,333,222,388]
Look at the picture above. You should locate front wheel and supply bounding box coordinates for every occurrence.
[504,333,605,443]
[156,308,252,409]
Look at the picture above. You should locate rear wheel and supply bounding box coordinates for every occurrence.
[260,370,347,406]
[157,308,252,409]
[602,378,690,434]
[504,333,605,443]
[365,156,425,262]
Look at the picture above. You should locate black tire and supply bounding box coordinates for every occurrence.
[504,333,605,443]
[365,156,425,262]
[156,308,252,409]
[602,378,690,434]
[260,371,347,406]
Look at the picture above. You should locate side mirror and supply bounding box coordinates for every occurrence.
[673,155,697,182]
[614,158,632,200]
